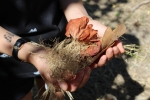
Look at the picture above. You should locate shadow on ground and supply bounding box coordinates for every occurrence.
[83,0,128,23]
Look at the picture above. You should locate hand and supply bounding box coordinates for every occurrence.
[58,40,125,92]
[28,47,92,99]
[62,20,125,94]
[88,19,125,68]
[57,30,124,93]
[36,56,91,92]
[28,19,124,98]
[90,40,124,69]
[53,66,92,99]
[60,66,91,92]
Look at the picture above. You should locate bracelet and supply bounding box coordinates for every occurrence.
[12,38,30,61]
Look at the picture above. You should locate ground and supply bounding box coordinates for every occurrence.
[33,0,150,100]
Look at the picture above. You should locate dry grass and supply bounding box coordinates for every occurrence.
[33,0,150,100]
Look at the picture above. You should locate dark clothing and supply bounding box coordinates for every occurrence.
[0,0,67,99]
[0,78,34,100]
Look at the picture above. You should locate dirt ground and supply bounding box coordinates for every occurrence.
[33,0,150,100]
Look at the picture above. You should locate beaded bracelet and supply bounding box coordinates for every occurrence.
[12,38,30,61]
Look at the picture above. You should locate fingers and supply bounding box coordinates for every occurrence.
[44,67,91,93]
[58,81,68,91]
[66,70,85,92]
[78,67,91,88]
[116,41,125,53]
[55,92,64,100]
[46,41,125,95]
[97,47,113,67]
[106,48,113,59]
[113,46,120,58]
[97,40,124,67]
[66,67,91,92]
[97,55,107,67]
[113,41,124,57]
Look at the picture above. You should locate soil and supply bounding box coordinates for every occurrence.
[33,0,150,100]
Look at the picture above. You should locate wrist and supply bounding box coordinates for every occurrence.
[12,38,30,61]
[18,42,46,64]
[88,19,107,37]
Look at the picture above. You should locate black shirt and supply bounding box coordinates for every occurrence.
[0,0,67,79]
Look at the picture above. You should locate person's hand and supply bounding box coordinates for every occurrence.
[28,46,92,99]
[64,19,125,94]
[57,39,124,93]
[90,40,124,69]
[27,19,124,99]
[65,40,125,93]
[88,19,125,68]
[63,37,125,93]
[34,52,91,91]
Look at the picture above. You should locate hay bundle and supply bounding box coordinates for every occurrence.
[41,16,126,100]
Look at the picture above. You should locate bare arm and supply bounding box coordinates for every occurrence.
[59,0,107,36]
[0,26,43,64]
[0,26,20,55]
[59,0,89,21]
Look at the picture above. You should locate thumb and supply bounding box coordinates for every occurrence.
[58,81,68,91]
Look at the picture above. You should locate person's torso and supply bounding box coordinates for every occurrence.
[0,0,67,79]
[0,0,66,39]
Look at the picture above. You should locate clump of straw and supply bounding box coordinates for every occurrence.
[38,16,126,100]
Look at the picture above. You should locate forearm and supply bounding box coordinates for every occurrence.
[0,26,20,56]
[59,0,90,21]
[59,0,107,36]
[0,26,44,65]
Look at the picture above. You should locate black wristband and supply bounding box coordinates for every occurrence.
[12,38,30,61]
